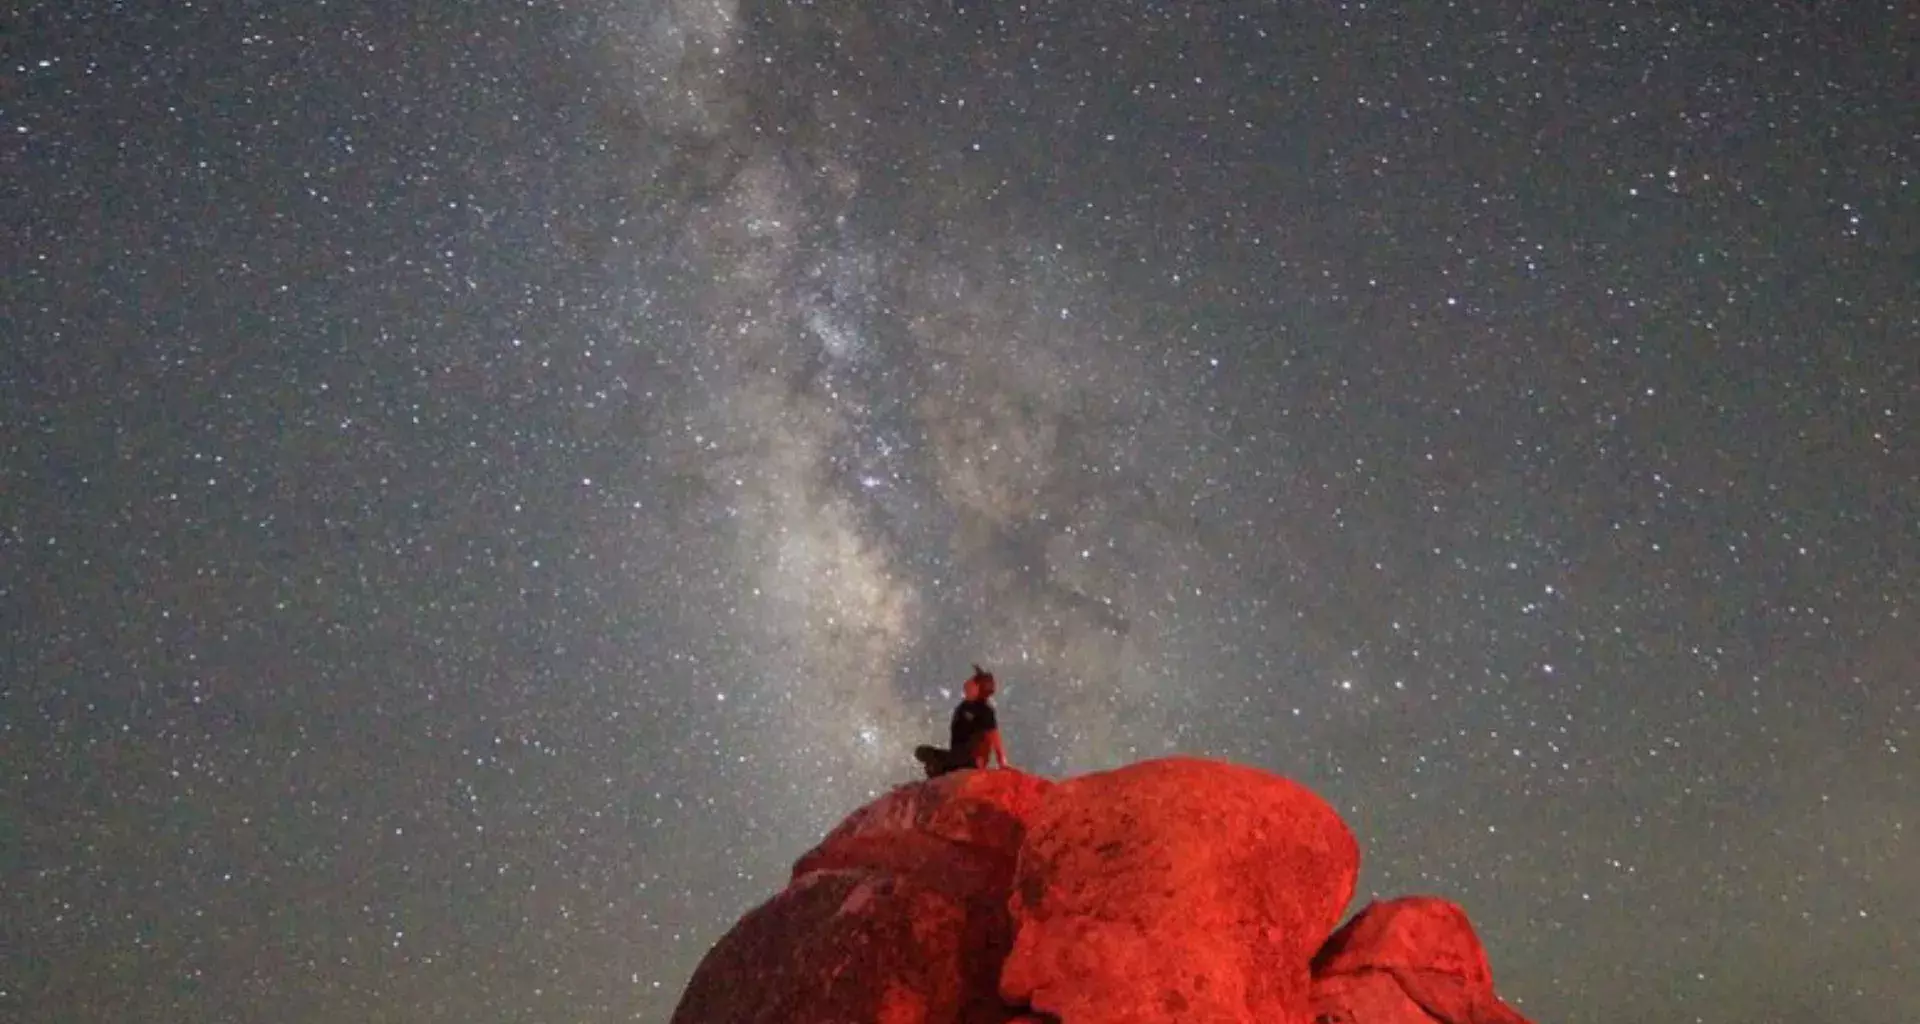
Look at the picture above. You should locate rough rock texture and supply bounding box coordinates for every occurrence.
[1000,757,1362,1024]
[670,769,1052,1024]
[1310,897,1534,1024]
[793,766,1053,888]
[671,761,1531,1024]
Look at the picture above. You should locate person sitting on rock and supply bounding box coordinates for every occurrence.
[914,665,1013,777]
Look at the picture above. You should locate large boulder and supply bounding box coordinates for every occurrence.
[670,769,1051,1024]
[669,761,1534,1024]
[999,757,1362,1024]
[1309,897,1534,1024]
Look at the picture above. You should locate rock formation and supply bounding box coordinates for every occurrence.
[671,768,1050,1024]
[670,757,1535,1024]
[1000,758,1359,1024]
[1309,897,1533,1024]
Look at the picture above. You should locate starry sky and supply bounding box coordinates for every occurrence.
[4,1,1916,1022]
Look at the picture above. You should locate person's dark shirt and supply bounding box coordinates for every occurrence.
[949,697,997,760]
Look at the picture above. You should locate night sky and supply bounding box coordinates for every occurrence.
[5,2,1916,1022]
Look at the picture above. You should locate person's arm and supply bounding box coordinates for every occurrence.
[970,731,994,768]
[987,728,1012,769]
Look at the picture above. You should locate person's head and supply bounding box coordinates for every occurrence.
[969,665,997,700]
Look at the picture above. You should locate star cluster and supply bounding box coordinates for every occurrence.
[5,2,1915,1022]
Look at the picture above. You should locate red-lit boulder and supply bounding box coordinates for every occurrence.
[999,757,1362,1024]
[793,766,1053,888]
[670,768,1051,1024]
[669,761,1539,1024]
[1310,897,1534,1024]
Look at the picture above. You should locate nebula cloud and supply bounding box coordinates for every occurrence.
[602,0,1243,777]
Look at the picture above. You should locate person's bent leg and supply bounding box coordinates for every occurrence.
[913,745,951,778]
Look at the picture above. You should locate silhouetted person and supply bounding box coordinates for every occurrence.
[914,665,1012,777]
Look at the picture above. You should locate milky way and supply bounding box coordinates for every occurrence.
[5,2,1915,1023]
[631,0,1264,785]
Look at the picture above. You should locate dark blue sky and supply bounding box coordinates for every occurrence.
[5,2,1915,1022]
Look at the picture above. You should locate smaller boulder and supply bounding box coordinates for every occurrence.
[1310,897,1533,1024]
